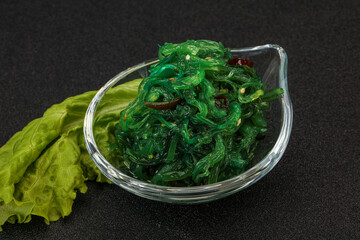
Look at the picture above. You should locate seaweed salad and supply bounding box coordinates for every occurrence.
[114,40,283,186]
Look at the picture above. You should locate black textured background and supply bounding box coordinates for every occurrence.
[1,0,359,239]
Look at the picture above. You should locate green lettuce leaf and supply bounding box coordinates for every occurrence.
[0,79,141,230]
[0,200,33,229]
[13,130,88,224]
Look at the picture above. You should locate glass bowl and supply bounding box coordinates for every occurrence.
[83,44,293,204]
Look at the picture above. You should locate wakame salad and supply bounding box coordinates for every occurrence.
[114,40,283,186]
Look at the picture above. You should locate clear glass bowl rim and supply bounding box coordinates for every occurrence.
[83,44,293,199]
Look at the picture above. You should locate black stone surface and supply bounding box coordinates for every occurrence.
[0,0,359,239]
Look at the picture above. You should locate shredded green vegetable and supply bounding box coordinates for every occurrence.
[114,40,283,186]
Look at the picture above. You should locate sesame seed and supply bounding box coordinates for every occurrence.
[237,118,242,127]
[186,54,190,60]
[124,114,127,121]
[148,154,154,159]
[240,88,246,94]
[205,57,211,59]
